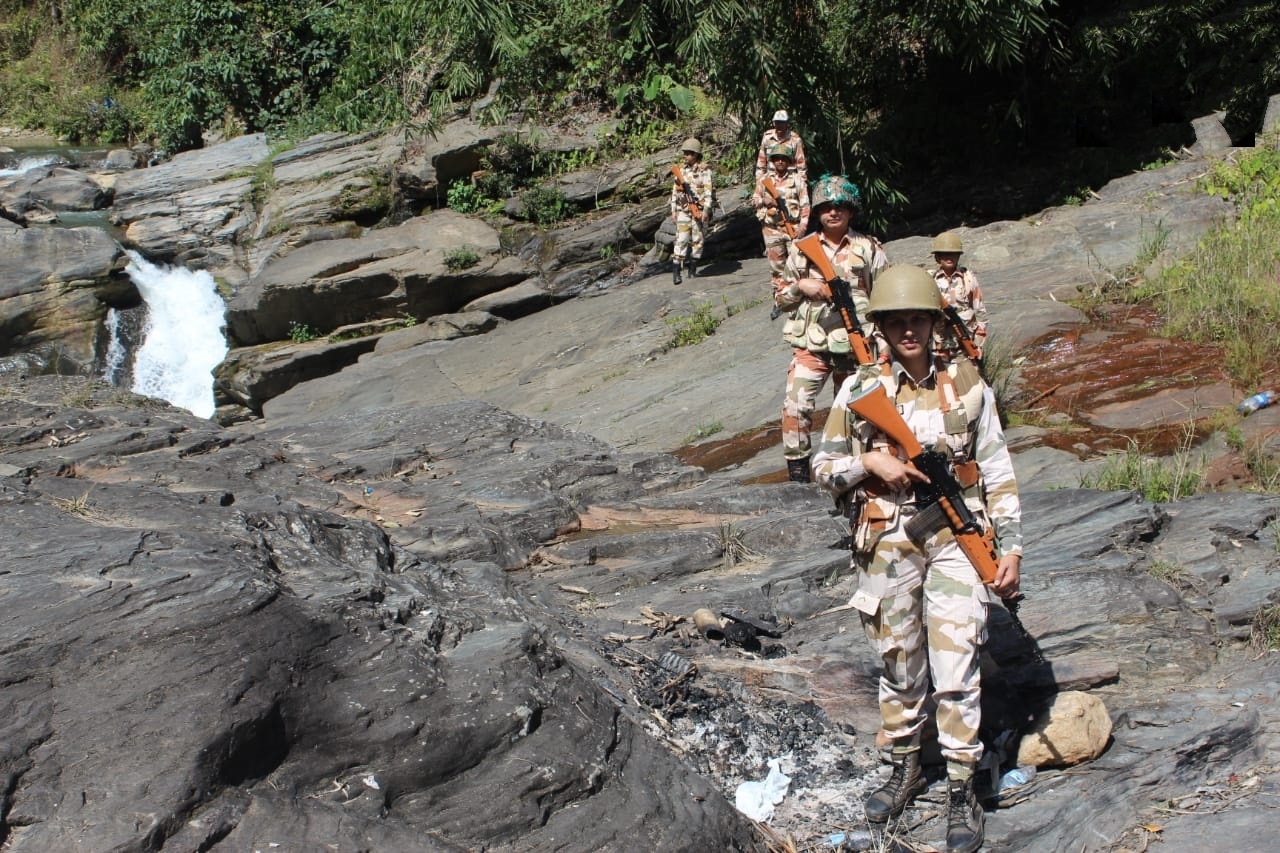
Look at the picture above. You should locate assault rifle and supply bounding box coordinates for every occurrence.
[760,176,799,240]
[941,297,984,374]
[670,165,703,221]
[793,233,876,365]
[847,381,1040,657]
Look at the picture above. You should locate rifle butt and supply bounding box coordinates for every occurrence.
[848,385,925,458]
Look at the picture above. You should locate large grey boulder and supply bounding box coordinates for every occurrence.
[0,225,127,371]
[224,211,532,346]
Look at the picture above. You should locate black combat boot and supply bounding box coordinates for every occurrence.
[672,260,682,285]
[864,745,926,823]
[786,458,811,483]
[945,775,984,853]
[686,257,698,278]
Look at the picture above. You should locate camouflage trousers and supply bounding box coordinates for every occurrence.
[673,212,705,260]
[857,515,988,766]
[782,348,854,461]
[761,225,793,279]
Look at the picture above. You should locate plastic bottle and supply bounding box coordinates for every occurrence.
[1238,390,1278,415]
[997,765,1037,792]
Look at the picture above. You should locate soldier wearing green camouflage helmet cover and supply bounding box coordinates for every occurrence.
[775,174,887,482]
[752,143,810,285]
[930,231,988,359]
[812,264,1023,853]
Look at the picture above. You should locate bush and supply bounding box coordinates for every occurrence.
[666,302,720,348]
[446,181,492,214]
[288,321,318,343]
[519,186,571,225]
[444,246,481,271]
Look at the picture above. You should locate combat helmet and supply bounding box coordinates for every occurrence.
[810,174,861,212]
[866,265,943,318]
[931,231,964,254]
[768,143,795,162]
[680,137,703,155]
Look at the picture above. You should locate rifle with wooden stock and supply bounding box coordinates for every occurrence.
[793,233,877,365]
[670,165,703,221]
[941,297,984,373]
[847,381,1023,606]
[760,176,799,240]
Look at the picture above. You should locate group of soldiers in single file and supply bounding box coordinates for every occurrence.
[668,110,1012,853]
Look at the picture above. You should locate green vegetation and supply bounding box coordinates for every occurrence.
[686,421,723,443]
[1251,604,1280,653]
[288,321,318,343]
[1133,138,1280,389]
[518,186,571,226]
[1079,438,1203,503]
[1146,558,1188,586]
[665,301,720,348]
[443,246,481,271]
[2,1,1276,225]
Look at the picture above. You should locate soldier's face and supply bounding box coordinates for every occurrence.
[682,150,699,166]
[770,156,790,173]
[934,252,960,274]
[817,204,850,231]
[773,121,789,135]
[879,311,938,362]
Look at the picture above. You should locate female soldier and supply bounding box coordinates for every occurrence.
[812,265,1022,853]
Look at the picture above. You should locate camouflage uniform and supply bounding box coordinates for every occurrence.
[754,128,807,185]
[812,356,1022,770]
[670,161,715,262]
[933,267,988,359]
[775,229,887,462]
[752,166,810,283]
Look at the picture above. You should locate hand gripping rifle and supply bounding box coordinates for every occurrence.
[670,165,704,221]
[847,381,1041,655]
[793,233,876,365]
[941,297,984,374]
[760,176,799,240]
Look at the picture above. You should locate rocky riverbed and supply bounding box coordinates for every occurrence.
[3,103,1280,852]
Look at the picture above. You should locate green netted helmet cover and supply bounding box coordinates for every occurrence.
[810,174,861,210]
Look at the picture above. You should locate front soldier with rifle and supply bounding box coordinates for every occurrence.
[669,137,715,285]
[811,265,1023,853]
[774,174,887,482]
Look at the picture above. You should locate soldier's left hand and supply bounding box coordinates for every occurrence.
[992,553,1021,598]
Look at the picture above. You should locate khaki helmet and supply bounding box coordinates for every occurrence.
[931,231,964,254]
[867,265,943,317]
[810,173,861,211]
[768,143,795,162]
[680,137,702,155]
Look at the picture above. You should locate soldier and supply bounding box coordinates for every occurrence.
[931,231,988,360]
[774,174,887,482]
[811,265,1023,853]
[754,109,807,186]
[669,137,715,285]
[752,143,810,285]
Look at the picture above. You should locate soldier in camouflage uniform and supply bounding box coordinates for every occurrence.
[754,109,807,186]
[931,231,988,360]
[812,265,1022,853]
[752,143,810,285]
[669,137,715,284]
[775,174,887,482]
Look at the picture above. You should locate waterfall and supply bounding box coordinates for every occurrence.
[124,251,227,419]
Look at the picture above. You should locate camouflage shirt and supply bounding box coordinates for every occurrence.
[669,161,714,217]
[777,230,887,355]
[933,267,988,341]
[752,170,810,232]
[812,358,1023,559]
[754,128,807,185]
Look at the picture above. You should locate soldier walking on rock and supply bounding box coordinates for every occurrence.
[669,137,715,285]
[774,174,886,482]
[753,143,809,287]
[812,265,1023,853]
[930,231,988,360]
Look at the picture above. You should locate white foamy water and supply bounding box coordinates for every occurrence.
[126,252,227,418]
[0,154,60,177]
[102,308,127,384]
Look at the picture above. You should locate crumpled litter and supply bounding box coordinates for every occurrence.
[734,757,791,822]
